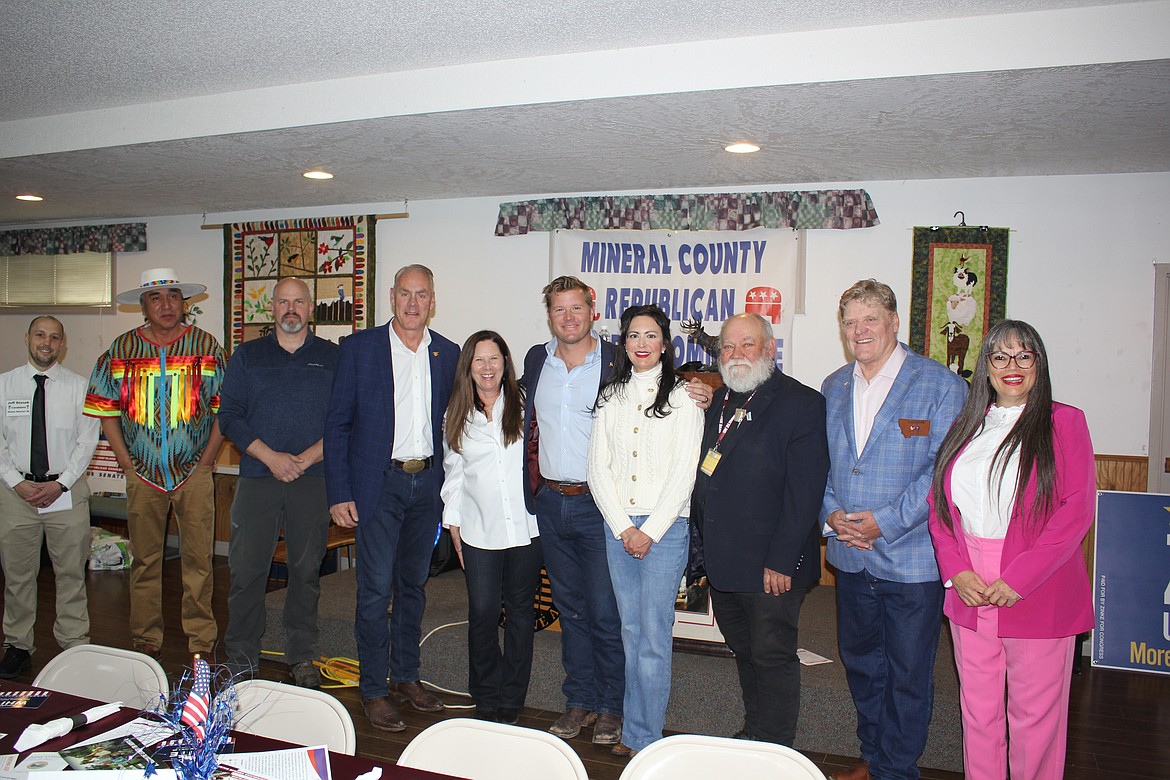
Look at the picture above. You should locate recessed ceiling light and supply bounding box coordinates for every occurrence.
[724,142,761,154]
[302,170,334,180]
[15,194,44,201]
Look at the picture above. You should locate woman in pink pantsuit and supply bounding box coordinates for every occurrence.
[928,320,1095,780]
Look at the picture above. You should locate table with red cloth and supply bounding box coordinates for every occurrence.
[0,681,452,779]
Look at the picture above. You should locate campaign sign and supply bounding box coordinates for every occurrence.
[551,228,800,373]
[1092,490,1170,675]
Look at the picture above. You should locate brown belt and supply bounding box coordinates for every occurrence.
[543,478,590,496]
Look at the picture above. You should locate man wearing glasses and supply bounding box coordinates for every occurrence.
[820,280,968,780]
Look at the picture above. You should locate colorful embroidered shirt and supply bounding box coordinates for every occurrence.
[85,325,225,491]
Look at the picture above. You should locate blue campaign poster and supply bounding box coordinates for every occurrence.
[1092,491,1170,674]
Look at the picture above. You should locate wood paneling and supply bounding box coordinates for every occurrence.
[1094,454,1148,493]
[213,473,237,543]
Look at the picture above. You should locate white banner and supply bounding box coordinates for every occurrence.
[551,229,800,371]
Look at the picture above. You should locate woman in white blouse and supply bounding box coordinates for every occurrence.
[929,320,1095,780]
[587,304,704,758]
[442,331,541,725]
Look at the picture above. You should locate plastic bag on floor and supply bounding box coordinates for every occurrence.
[89,528,133,570]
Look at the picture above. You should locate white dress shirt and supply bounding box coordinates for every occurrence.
[951,404,1025,539]
[389,323,434,459]
[441,395,538,549]
[0,362,100,489]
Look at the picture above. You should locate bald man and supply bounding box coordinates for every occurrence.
[218,277,339,687]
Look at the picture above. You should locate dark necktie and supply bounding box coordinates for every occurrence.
[30,374,49,478]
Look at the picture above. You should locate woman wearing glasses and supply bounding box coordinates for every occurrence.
[928,320,1095,780]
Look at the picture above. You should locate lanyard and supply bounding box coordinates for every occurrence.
[712,388,757,451]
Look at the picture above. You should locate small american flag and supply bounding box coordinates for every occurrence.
[180,656,211,742]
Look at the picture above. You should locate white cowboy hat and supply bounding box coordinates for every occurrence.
[116,267,207,305]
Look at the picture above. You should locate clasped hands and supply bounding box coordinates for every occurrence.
[264,450,309,482]
[14,479,63,509]
[620,527,653,559]
[952,570,1021,607]
[826,509,881,550]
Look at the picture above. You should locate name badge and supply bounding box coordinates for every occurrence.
[700,448,722,476]
[6,399,31,417]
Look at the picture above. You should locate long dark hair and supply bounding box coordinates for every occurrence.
[931,320,1056,531]
[445,330,523,453]
[595,304,683,418]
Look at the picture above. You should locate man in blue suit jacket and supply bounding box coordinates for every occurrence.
[692,313,830,747]
[324,264,459,732]
[820,280,967,780]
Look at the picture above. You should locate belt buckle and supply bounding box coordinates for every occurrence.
[402,458,426,474]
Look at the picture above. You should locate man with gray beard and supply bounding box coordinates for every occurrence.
[691,313,829,745]
[218,277,339,686]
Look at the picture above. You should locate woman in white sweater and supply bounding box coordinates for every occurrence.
[441,331,540,725]
[587,304,704,757]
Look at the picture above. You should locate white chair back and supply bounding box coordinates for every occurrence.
[32,643,168,710]
[620,734,826,780]
[397,717,589,780]
[233,679,356,755]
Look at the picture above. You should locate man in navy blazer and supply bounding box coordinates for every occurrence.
[691,313,829,746]
[820,280,967,780]
[324,264,459,732]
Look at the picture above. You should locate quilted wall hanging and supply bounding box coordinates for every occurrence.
[224,215,375,352]
[909,225,1009,379]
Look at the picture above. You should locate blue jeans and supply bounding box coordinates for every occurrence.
[835,569,944,780]
[462,538,544,711]
[534,488,624,716]
[606,516,689,752]
[355,466,441,699]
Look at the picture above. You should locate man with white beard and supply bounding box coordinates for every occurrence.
[218,277,339,686]
[690,313,829,746]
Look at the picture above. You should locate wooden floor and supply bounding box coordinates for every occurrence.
[7,556,1169,779]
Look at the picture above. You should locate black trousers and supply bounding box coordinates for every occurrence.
[462,538,544,711]
[710,585,807,745]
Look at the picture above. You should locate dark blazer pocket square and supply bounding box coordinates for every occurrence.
[899,419,931,438]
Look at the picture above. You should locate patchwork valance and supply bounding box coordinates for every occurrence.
[0,223,147,255]
[495,190,878,236]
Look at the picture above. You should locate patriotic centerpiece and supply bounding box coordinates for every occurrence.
[158,655,236,780]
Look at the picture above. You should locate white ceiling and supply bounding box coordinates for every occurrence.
[1,0,1168,225]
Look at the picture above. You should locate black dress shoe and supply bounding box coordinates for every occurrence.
[474,707,498,721]
[0,645,31,679]
[497,707,520,725]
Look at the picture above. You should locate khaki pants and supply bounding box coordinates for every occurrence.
[125,464,217,653]
[0,481,92,653]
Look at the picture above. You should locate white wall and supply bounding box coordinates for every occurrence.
[3,171,1165,455]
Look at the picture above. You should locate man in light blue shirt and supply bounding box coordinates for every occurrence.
[521,276,624,744]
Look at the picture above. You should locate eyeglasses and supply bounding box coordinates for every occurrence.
[987,351,1037,370]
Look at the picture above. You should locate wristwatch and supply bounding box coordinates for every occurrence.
[57,482,68,492]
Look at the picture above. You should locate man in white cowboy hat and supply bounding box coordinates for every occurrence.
[85,268,226,659]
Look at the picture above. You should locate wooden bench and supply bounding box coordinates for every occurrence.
[269,526,356,586]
